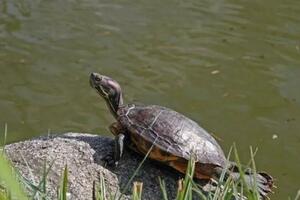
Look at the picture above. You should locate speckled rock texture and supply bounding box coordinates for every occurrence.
[4,133,188,200]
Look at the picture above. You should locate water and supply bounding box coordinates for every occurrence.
[1,0,300,198]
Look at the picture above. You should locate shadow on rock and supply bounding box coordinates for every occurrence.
[60,133,183,199]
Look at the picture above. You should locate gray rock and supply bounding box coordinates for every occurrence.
[4,133,188,200]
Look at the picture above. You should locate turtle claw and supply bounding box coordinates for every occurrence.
[102,153,117,167]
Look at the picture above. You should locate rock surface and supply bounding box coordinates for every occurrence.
[4,133,189,200]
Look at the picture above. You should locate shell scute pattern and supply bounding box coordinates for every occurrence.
[118,104,226,167]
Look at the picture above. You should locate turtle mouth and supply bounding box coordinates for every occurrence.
[90,82,102,94]
[91,82,107,97]
[90,73,114,99]
[90,74,107,97]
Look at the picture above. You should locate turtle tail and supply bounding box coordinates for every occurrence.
[228,163,274,199]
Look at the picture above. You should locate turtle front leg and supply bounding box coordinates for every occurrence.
[104,122,127,167]
[114,133,125,166]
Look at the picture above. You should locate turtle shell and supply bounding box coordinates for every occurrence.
[117,104,226,177]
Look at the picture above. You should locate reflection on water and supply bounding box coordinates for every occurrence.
[0,0,300,199]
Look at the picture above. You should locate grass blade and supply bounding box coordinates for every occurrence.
[132,182,143,200]
[249,146,260,199]
[0,154,28,200]
[58,165,68,200]
[93,172,107,200]
[158,177,169,200]
[3,123,7,148]
[116,141,156,200]
[176,156,195,200]
[294,190,300,200]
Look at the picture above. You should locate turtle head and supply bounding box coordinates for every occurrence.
[90,72,123,118]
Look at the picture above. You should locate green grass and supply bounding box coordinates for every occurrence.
[0,124,27,200]
[57,165,68,200]
[0,153,28,200]
[0,127,299,200]
[1,145,274,200]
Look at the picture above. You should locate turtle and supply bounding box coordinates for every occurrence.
[89,72,273,198]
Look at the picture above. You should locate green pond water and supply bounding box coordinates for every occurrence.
[0,0,300,199]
